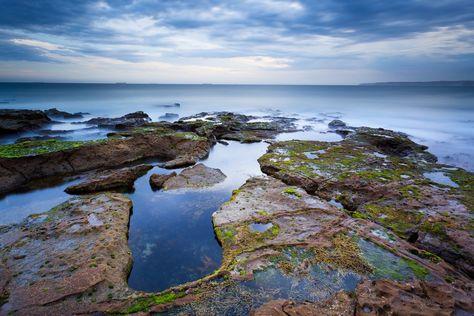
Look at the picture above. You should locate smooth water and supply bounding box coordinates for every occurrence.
[1,83,473,171]
[127,141,268,292]
[0,83,472,292]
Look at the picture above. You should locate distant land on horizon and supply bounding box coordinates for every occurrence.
[359,80,474,86]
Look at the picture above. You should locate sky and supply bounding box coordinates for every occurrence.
[0,0,473,84]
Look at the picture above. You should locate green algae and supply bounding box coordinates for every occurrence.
[282,187,302,198]
[124,291,185,313]
[420,221,448,240]
[0,139,90,158]
[448,169,474,212]
[405,258,429,279]
[363,203,423,237]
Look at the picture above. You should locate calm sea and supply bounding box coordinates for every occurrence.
[1,83,473,171]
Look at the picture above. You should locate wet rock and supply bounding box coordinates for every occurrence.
[161,155,198,169]
[159,113,179,120]
[258,127,474,276]
[355,279,463,315]
[328,119,347,128]
[44,108,87,119]
[149,172,177,190]
[254,291,355,316]
[0,193,133,314]
[84,111,151,129]
[0,109,51,134]
[176,112,299,143]
[175,175,472,315]
[65,164,152,194]
[0,128,211,195]
[162,163,226,190]
[15,135,63,143]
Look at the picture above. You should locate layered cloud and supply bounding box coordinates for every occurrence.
[0,0,472,83]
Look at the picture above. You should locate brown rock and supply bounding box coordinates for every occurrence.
[254,291,355,316]
[0,193,133,314]
[161,155,197,169]
[65,164,152,194]
[163,163,226,190]
[149,172,177,190]
[355,279,457,316]
[0,130,211,195]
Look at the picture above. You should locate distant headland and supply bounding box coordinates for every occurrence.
[360,80,474,86]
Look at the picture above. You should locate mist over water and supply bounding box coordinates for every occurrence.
[1,83,472,171]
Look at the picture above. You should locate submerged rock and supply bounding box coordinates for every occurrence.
[65,164,152,194]
[44,108,87,119]
[162,163,226,190]
[328,119,347,128]
[0,109,51,134]
[84,111,151,129]
[149,172,177,190]
[0,193,133,314]
[159,113,179,120]
[258,126,474,277]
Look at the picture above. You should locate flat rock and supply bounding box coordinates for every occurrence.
[0,193,133,314]
[0,109,51,134]
[161,155,197,169]
[258,126,474,277]
[213,176,332,226]
[65,164,152,194]
[163,163,226,190]
[149,172,177,190]
[0,128,211,195]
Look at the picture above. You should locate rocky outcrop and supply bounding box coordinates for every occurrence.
[0,128,211,195]
[65,164,152,194]
[258,127,474,277]
[44,108,86,119]
[84,111,151,129]
[161,164,226,190]
[171,175,472,315]
[0,109,51,134]
[175,112,298,143]
[149,172,177,190]
[0,193,133,315]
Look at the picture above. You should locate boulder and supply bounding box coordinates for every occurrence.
[149,172,177,190]
[162,163,226,190]
[65,164,152,194]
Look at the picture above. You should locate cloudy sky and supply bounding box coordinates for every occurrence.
[0,0,473,84]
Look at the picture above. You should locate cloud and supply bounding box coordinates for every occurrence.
[10,38,63,51]
[0,0,472,83]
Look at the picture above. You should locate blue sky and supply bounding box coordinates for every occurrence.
[0,0,473,84]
